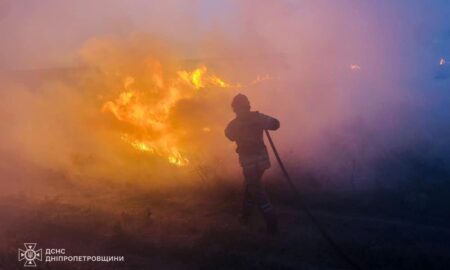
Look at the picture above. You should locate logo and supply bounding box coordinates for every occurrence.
[18,243,42,267]
[16,243,124,266]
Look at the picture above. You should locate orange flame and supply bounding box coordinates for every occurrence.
[177,65,232,89]
[101,65,232,166]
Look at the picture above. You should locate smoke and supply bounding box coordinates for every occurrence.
[0,0,449,195]
[226,0,450,188]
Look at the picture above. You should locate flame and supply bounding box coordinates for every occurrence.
[121,134,154,153]
[440,57,446,66]
[350,64,361,70]
[102,64,232,166]
[177,65,232,89]
[167,149,189,166]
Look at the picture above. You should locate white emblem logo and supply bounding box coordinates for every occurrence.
[18,243,42,267]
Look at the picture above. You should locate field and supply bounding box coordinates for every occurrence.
[1,175,450,270]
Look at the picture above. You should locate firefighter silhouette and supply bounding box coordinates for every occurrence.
[225,94,280,234]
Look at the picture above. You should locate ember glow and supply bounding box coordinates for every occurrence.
[350,64,361,70]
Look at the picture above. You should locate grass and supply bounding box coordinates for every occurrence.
[1,175,450,270]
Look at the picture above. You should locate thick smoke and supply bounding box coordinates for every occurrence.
[0,0,449,195]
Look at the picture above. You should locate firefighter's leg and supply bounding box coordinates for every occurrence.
[243,165,278,234]
[240,181,254,224]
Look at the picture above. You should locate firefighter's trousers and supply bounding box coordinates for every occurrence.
[242,163,276,222]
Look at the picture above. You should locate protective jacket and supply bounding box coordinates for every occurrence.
[225,111,280,168]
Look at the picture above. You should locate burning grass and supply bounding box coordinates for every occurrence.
[0,34,250,186]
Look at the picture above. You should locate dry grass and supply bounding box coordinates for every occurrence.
[1,176,450,270]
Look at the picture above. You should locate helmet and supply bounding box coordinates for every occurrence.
[231,94,250,109]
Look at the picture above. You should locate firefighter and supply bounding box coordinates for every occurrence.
[225,93,280,234]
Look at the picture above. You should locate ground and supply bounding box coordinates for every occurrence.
[1,178,450,270]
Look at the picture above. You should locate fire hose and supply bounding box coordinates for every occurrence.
[264,130,365,270]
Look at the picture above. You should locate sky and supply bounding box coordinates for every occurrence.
[0,1,449,70]
[0,0,234,69]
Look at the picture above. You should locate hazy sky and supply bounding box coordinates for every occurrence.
[0,0,236,69]
[0,0,449,70]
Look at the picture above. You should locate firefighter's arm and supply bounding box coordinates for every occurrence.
[259,113,280,130]
[224,121,237,141]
